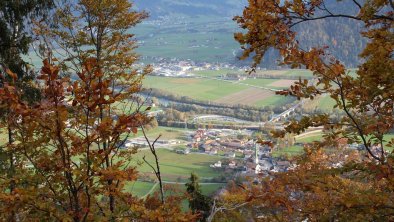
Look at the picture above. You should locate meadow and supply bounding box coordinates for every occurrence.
[272,146,304,157]
[130,149,223,181]
[143,76,296,107]
[124,180,223,198]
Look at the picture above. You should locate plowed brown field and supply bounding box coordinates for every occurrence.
[214,88,274,105]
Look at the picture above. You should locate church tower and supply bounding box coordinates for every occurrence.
[255,141,259,164]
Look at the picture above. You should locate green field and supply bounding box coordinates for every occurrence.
[124,181,157,197]
[240,78,282,88]
[144,76,248,101]
[272,145,304,157]
[131,149,223,181]
[192,69,239,77]
[284,69,313,78]
[254,95,296,107]
[124,180,223,198]
[143,76,295,107]
[301,94,337,112]
[296,132,324,143]
[317,95,337,111]
[127,126,189,141]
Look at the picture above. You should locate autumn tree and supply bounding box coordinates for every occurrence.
[209,0,394,221]
[0,0,195,221]
[33,0,152,218]
[0,2,54,220]
[234,0,393,160]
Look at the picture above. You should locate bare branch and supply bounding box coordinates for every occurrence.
[141,126,165,204]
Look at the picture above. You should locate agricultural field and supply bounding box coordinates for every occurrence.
[214,88,275,105]
[128,126,189,141]
[253,95,296,107]
[294,131,394,150]
[301,94,337,112]
[253,69,313,78]
[143,76,248,101]
[240,78,280,88]
[269,79,297,88]
[143,76,296,107]
[272,145,304,157]
[192,69,238,77]
[283,69,313,78]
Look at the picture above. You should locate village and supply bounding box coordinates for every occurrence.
[141,59,265,78]
[123,128,294,176]
[122,126,386,179]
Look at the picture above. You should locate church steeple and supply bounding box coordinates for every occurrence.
[255,141,259,164]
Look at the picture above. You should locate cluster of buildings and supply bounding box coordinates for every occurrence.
[143,58,244,77]
[186,129,254,155]
[152,61,196,77]
[186,129,293,174]
[123,138,182,148]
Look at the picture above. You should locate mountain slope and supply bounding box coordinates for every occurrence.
[133,0,366,68]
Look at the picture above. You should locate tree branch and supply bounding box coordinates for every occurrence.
[141,126,165,204]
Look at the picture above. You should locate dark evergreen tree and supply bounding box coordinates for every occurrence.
[0,0,54,102]
[185,173,213,222]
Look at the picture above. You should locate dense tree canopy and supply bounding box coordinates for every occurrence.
[234,0,393,162]
[208,0,394,221]
[0,0,195,221]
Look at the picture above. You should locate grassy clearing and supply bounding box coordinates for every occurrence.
[164,183,223,196]
[131,149,222,181]
[317,95,337,111]
[284,69,313,78]
[124,181,222,198]
[200,184,224,195]
[296,133,324,143]
[124,181,156,197]
[272,145,304,157]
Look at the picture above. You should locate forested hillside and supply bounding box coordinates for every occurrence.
[134,0,366,68]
